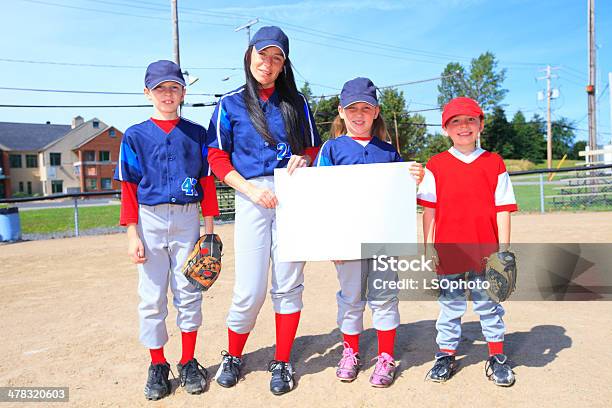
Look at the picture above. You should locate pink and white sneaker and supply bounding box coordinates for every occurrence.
[336,342,361,382]
[369,352,397,387]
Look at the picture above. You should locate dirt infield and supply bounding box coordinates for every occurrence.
[1,212,611,407]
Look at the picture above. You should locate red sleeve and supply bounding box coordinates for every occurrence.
[200,176,220,217]
[208,147,235,181]
[120,181,139,226]
[304,146,320,166]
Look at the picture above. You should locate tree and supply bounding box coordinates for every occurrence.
[569,140,587,160]
[512,111,545,163]
[299,82,313,101]
[378,88,427,159]
[419,133,451,162]
[480,107,514,157]
[437,52,508,113]
[310,94,340,142]
[551,118,576,159]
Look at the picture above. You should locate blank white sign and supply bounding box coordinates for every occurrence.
[275,162,417,262]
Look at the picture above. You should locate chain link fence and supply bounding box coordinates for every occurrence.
[510,164,612,212]
[2,165,611,241]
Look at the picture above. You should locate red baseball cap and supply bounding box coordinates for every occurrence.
[442,97,484,128]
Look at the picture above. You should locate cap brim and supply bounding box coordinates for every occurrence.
[254,41,287,59]
[341,98,378,108]
[147,78,186,90]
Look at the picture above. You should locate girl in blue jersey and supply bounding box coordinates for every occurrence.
[206,26,321,395]
[315,77,423,388]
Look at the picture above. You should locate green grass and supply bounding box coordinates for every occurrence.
[533,159,582,169]
[513,184,612,212]
[19,205,121,234]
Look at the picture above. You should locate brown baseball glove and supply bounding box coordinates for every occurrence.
[484,250,517,303]
[182,234,223,291]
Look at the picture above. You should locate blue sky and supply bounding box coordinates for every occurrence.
[1,0,611,145]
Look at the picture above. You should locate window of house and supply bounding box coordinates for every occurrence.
[101,178,112,190]
[84,150,96,162]
[27,181,32,195]
[87,178,97,190]
[26,154,38,168]
[18,181,24,192]
[9,154,22,168]
[93,121,100,128]
[99,151,110,162]
[50,153,61,166]
[109,129,116,137]
[51,180,63,194]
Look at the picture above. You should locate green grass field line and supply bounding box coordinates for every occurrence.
[19,205,121,234]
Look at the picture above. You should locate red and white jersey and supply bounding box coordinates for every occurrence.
[417,147,518,244]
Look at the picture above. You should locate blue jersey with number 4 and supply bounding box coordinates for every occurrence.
[113,118,211,205]
[206,86,321,179]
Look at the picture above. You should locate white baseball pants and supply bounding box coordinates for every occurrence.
[227,176,305,334]
[136,203,202,349]
[335,259,400,334]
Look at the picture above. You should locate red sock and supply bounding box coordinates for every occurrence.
[180,330,198,365]
[488,341,504,356]
[228,328,250,358]
[150,347,166,365]
[440,348,456,355]
[342,333,360,354]
[275,311,301,362]
[377,329,396,358]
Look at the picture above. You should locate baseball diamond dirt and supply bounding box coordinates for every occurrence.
[1,212,611,407]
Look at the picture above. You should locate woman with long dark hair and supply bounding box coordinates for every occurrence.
[206,26,321,395]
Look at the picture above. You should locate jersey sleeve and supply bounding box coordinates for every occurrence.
[301,93,322,148]
[199,176,220,217]
[114,131,142,184]
[495,157,518,212]
[314,140,334,167]
[206,97,233,153]
[119,181,139,226]
[416,163,437,208]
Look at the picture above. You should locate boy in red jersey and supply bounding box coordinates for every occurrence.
[417,97,518,387]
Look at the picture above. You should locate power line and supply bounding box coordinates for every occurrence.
[311,73,458,100]
[0,86,222,96]
[0,57,240,71]
[26,0,547,68]
[18,0,235,26]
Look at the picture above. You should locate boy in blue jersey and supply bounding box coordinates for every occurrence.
[114,60,219,401]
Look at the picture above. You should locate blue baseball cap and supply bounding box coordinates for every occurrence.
[249,26,289,59]
[340,77,378,108]
[144,60,186,89]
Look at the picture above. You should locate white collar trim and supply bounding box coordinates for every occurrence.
[448,146,485,164]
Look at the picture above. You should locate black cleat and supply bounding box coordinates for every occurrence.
[425,352,457,383]
[177,358,208,395]
[215,351,243,388]
[144,362,172,401]
[485,354,515,387]
[268,360,295,395]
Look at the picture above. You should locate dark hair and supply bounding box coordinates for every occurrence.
[243,46,312,154]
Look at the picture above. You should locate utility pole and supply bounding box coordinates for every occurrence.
[587,0,597,151]
[393,112,400,152]
[538,65,559,169]
[235,18,259,45]
[171,0,180,66]
[609,72,612,144]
